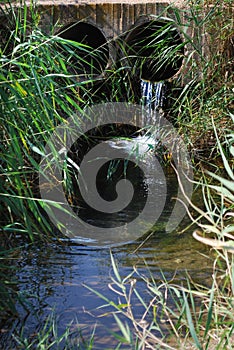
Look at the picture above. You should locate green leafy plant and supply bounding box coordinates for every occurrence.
[0,1,233,349]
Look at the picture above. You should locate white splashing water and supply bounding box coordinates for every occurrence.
[141,80,165,111]
[102,81,166,159]
[107,135,157,153]
[105,134,159,163]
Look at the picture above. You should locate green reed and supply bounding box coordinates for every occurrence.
[0,1,95,242]
[168,1,233,162]
[0,0,233,348]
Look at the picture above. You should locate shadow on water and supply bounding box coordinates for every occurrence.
[0,160,213,349]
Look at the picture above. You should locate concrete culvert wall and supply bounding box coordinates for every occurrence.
[124,18,184,82]
[58,22,109,77]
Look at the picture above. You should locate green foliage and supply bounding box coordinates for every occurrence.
[0,0,233,348]
[0,2,100,242]
[0,0,232,243]
[11,312,96,349]
[166,2,233,160]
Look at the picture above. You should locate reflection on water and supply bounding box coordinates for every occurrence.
[74,135,161,227]
[0,163,212,349]
[65,134,167,246]
[0,235,212,349]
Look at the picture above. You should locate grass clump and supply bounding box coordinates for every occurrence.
[0,0,232,243]
[9,313,96,350]
[0,1,98,243]
[170,1,233,161]
[0,0,233,349]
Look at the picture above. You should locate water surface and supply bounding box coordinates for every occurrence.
[0,162,212,349]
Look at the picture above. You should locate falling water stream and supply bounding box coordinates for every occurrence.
[0,80,213,349]
[141,79,166,112]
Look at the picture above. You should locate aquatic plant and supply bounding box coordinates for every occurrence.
[11,312,96,350]
[0,0,233,348]
[167,1,234,161]
[166,114,234,349]
[0,0,188,245]
[0,1,100,243]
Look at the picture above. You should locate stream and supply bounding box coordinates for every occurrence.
[0,166,212,349]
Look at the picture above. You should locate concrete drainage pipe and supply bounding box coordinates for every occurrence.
[124,18,184,82]
[58,22,109,79]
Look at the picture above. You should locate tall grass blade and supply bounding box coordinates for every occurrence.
[212,117,234,181]
[182,290,202,350]
[204,282,215,339]
[113,314,131,344]
[110,252,122,284]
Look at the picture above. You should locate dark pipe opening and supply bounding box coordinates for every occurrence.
[58,22,109,76]
[125,19,184,82]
